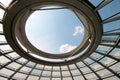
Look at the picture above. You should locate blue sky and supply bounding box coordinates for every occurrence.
[25,7,84,54]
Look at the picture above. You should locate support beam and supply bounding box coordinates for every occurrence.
[82,61,102,80]
[95,51,120,62]
[0,19,3,24]
[0,2,6,10]
[104,28,120,33]
[25,63,37,80]
[8,61,29,79]
[38,65,45,80]
[67,65,74,80]
[95,0,113,11]
[89,57,120,78]
[101,38,117,43]
[0,56,21,69]
[75,64,87,80]
[0,50,14,56]
[60,66,63,80]
[100,43,120,48]
[102,16,120,24]
[103,32,120,36]
[50,66,53,80]
[0,42,8,45]
[0,31,4,35]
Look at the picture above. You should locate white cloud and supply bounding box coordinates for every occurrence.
[59,44,76,53]
[73,26,84,36]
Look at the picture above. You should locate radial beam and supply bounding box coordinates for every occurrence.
[8,61,29,79]
[75,64,87,80]
[67,65,74,80]
[89,56,120,79]
[95,0,113,11]
[101,38,117,43]
[0,56,21,69]
[82,61,102,80]
[95,51,120,62]
[0,2,6,10]
[25,63,37,80]
[102,16,120,24]
[103,32,120,36]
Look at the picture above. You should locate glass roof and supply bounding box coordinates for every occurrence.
[0,0,120,80]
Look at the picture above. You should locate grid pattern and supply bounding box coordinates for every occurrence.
[0,0,120,80]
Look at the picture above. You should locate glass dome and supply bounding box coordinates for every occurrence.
[0,0,120,80]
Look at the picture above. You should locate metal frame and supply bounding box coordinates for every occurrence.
[0,0,120,80]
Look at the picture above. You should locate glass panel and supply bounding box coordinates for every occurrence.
[76,62,85,67]
[7,62,21,70]
[110,62,120,73]
[52,71,60,77]
[27,75,39,80]
[99,0,120,20]
[84,73,97,79]
[96,45,110,52]
[84,58,94,64]
[52,78,61,80]
[35,64,44,69]
[0,36,7,42]
[41,77,50,80]
[0,77,7,80]
[103,76,120,80]
[42,71,51,76]
[31,69,41,76]
[71,70,81,76]
[69,64,76,70]
[0,56,10,64]
[103,20,120,32]
[90,63,104,71]
[63,77,72,80]
[13,73,27,79]
[44,66,52,70]
[97,69,112,78]
[0,68,14,77]
[89,0,103,7]
[0,9,4,19]
[109,48,120,59]
[100,56,116,65]
[7,52,20,58]
[26,61,36,67]
[90,52,103,58]
[62,71,70,77]
[61,66,68,71]
[53,66,60,71]
[20,66,32,73]
[74,76,85,80]
[17,58,27,63]
[0,24,3,32]
[80,66,91,74]
[0,45,12,51]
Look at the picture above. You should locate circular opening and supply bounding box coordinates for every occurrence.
[25,6,84,54]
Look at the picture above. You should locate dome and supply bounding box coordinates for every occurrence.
[0,0,120,80]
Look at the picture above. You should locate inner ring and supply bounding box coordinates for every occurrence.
[15,3,91,59]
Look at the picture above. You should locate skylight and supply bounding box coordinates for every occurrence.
[25,6,84,54]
